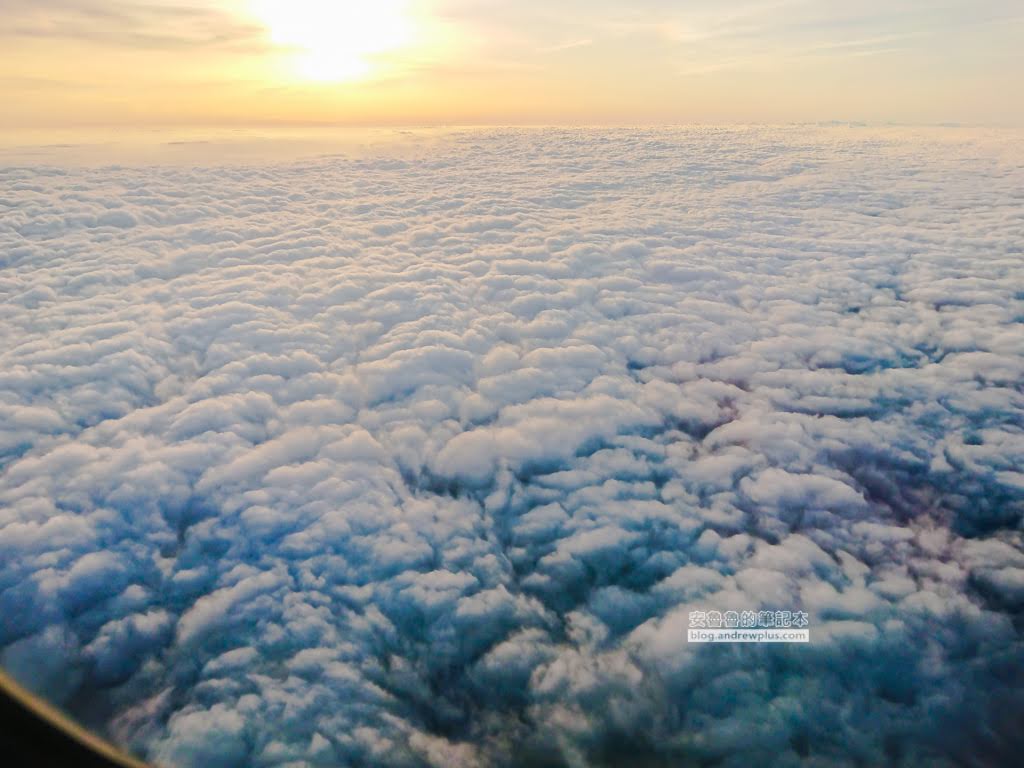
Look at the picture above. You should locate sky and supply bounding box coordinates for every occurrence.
[1,0,1022,129]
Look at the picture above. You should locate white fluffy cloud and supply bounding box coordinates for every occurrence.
[1,126,1023,767]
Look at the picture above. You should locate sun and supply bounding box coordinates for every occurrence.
[251,0,416,83]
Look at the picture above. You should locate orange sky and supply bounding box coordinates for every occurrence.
[2,0,1022,129]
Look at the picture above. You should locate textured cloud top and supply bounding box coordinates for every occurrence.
[1,127,1023,767]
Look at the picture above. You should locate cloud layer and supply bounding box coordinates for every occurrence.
[1,126,1023,767]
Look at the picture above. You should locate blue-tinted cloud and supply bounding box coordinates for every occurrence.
[1,126,1023,767]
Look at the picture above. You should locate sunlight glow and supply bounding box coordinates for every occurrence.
[251,0,416,82]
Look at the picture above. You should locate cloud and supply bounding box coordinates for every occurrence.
[1,126,1023,767]
[0,0,265,52]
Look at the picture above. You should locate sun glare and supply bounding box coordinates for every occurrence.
[251,0,416,82]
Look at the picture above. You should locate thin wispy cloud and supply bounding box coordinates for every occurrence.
[537,38,593,54]
[0,0,265,51]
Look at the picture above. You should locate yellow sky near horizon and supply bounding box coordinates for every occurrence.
[2,0,1022,130]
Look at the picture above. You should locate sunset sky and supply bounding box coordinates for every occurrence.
[3,0,1022,129]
